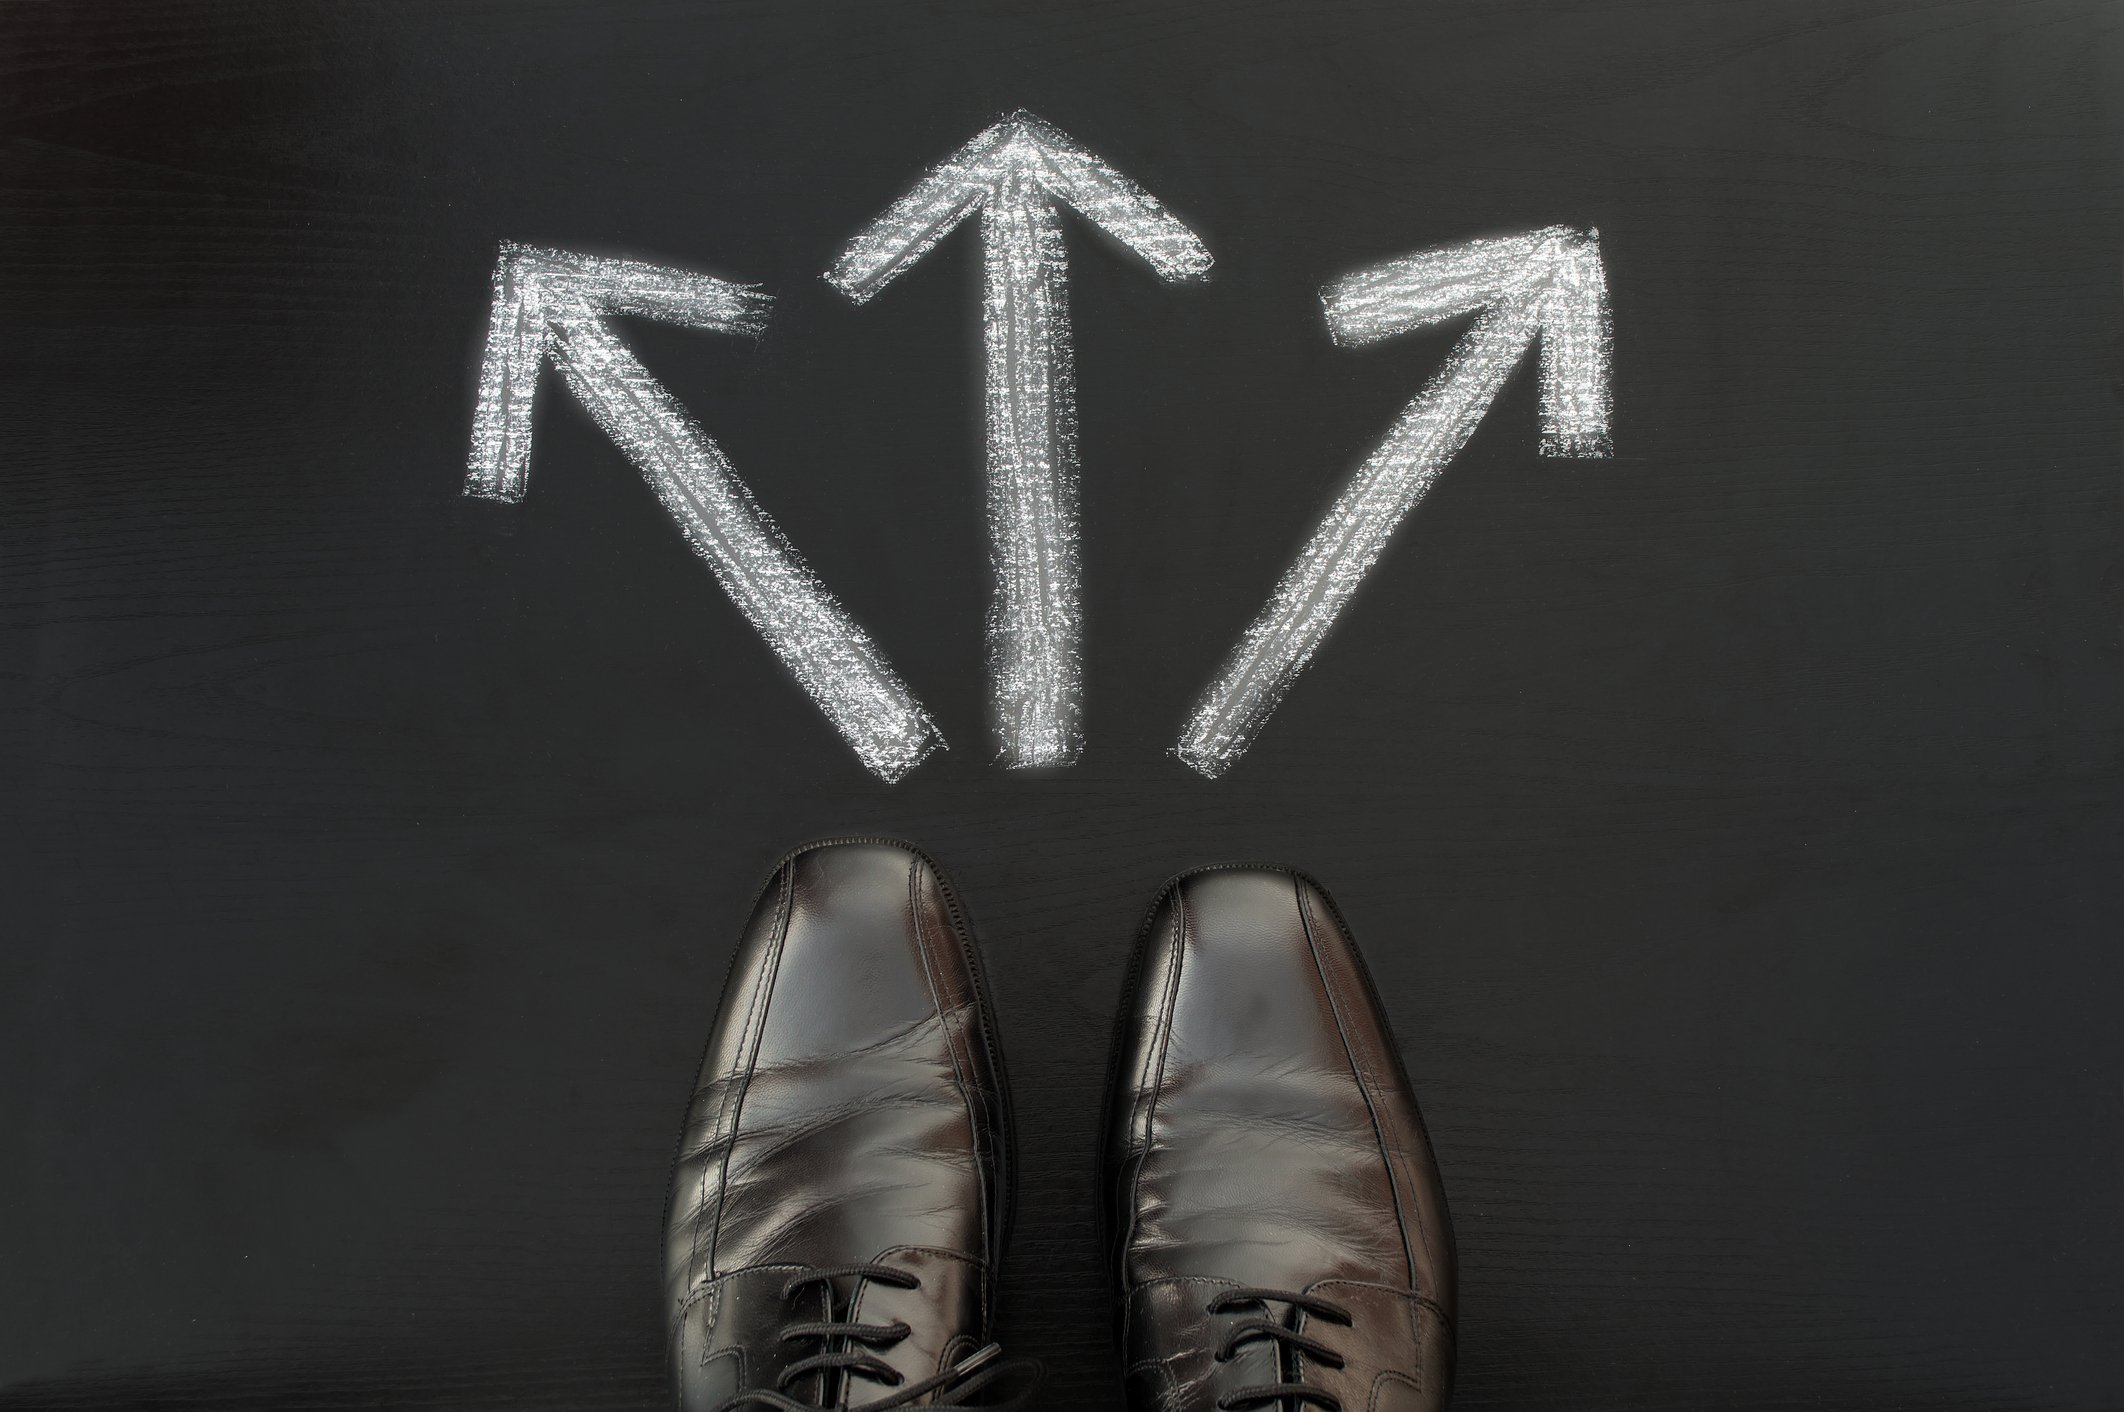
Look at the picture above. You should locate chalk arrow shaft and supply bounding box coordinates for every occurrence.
[466,246,941,783]
[828,112,1210,767]
[1178,228,1611,779]
[981,188,1083,764]
[1178,303,1540,776]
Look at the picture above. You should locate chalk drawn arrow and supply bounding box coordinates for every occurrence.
[1177,226,1612,778]
[827,111,1213,768]
[466,243,944,783]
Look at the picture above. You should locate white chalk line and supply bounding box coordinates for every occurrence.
[467,244,943,783]
[1178,227,1612,778]
[829,112,1211,767]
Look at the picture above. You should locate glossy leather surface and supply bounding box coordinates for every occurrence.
[1105,867,1455,1412]
[664,840,1010,1410]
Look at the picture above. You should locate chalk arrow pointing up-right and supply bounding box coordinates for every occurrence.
[1177,226,1613,778]
[829,111,1212,769]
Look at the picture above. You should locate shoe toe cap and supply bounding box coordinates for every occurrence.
[1108,865,1453,1301]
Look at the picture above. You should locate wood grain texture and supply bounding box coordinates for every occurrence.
[2,0,2120,1407]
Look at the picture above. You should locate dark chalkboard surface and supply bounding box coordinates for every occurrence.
[5,2,2121,1407]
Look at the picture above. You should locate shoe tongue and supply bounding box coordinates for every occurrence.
[671,1267,834,1412]
[1210,1313,1289,1407]
[1260,1295,1311,1393]
[1117,1279,1295,1410]
[791,1281,840,1409]
[840,1248,981,1406]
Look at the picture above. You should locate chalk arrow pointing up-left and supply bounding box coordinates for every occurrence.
[828,111,1213,769]
[466,243,944,783]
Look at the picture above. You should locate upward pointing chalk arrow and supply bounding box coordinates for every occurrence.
[1177,226,1613,778]
[466,243,944,783]
[828,111,1213,768]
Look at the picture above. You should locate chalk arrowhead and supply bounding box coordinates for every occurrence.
[825,111,1212,302]
[506,243,773,334]
[468,246,771,503]
[1324,226,1612,457]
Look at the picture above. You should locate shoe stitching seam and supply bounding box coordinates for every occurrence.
[701,860,796,1280]
[1127,883,1191,1279]
[1305,1279,1452,1329]
[845,1246,986,1396]
[906,856,989,1296]
[1371,1370,1420,1412]
[1295,876,1421,1288]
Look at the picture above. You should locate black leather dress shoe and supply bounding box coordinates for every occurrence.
[664,839,1031,1411]
[1104,866,1456,1412]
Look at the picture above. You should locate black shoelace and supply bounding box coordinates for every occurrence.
[709,1263,1042,1412]
[1206,1287,1355,1412]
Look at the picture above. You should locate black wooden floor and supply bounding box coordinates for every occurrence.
[4,1,2121,1407]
